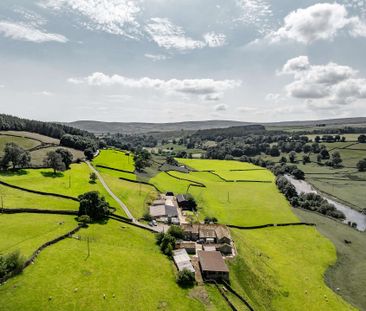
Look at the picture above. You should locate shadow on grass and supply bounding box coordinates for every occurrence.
[41,171,64,178]
[0,169,28,176]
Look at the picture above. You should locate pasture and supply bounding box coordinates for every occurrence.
[30,146,84,166]
[0,219,223,311]
[0,135,40,155]
[147,159,355,310]
[294,208,366,311]
[93,149,134,172]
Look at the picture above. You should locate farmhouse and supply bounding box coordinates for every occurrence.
[198,251,229,282]
[173,249,195,274]
[181,224,200,241]
[149,195,179,222]
[181,224,232,244]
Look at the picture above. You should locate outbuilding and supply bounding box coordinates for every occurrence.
[198,251,229,282]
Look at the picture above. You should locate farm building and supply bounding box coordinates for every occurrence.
[181,224,232,245]
[203,243,232,255]
[198,251,229,282]
[177,241,196,254]
[149,204,178,219]
[173,249,195,274]
[176,194,189,209]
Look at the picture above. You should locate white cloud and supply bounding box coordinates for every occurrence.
[144,53,168,61]
[0,21,68,43]
[267,3,366,44]
[39,0,142,38]
[214,104,228,111]
[281,56,366,108]
[0,84,5,88]
[203,32,226,47]
[34,91,54,96]
[68,72,241,99]
[235,0,273,34]
[145,18,205,50]
[145,18,226,51]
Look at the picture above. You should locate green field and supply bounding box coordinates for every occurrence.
[147,159,355,310]
[0,146,360,310]
[0,131,60,145]
[0,214,77,257]
[0,220,223,311]
[93,149,134,172]
[0,163,123,214]
[294,208,366,310]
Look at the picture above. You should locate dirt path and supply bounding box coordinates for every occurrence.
[86,161,135,222]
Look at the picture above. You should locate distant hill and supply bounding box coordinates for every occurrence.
[68,117,366,134]
[68,120,253,134]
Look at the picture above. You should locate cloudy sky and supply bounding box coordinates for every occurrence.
[0,0,366,123]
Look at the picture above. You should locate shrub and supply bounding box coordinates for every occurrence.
[142,212,153,221]
[167,225,184,239]
[77,215,91,224]
[204,216,218,224]
[177,269,195,287]
[89,172,97,183]
[0,251,24,279]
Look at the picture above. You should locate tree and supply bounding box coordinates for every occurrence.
[167,225,184,239]
[292,168,305,180]
[177,269,195,287]
[315,136,321,143]
[289,151,296,163]
[55,148,73,169]
[1,143,31,170]
[0,250,24,279]
[44,151,66,173]
[331,151,343,168]
[358,135,366,143]
[320,148,330,160]
[269,145,280,157]
[78,191,110,221]
[204,216,218,224]
[89,172,97,183]
[357,159,366,172]
[84,148,94,161]
[302,155,310,165]
[279,156,287,164]
[166,155,178,166]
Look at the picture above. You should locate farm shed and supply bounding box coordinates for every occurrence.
[149,204,178,219]
[176,194,189,209]
[181,224,200,241]
[199,226,216,243]
[198,251,229,282]
[177,241,196,254]
[215,226,231,244]
[173,249,195,273]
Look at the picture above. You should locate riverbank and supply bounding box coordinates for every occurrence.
[286,175,366,231]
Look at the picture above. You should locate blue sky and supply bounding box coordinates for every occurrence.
[0,0,366,122]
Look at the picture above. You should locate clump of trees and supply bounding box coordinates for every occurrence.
[78,191,110,221]
[357,159,366,172]
[276,176,345,219]
[177,269,195,287]
[167,225,184,239]
[134,148,151,172]
[325,151,343,168]
[156,232,176,257]
[358,134,366,143]
[271,164,305,180]
[0,143,31,170]
[0,250,24,280]
[60,134,98,151]
[166,155,178,166]
[43,148,74,173]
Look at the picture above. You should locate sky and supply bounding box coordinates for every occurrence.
[0,0,366,123]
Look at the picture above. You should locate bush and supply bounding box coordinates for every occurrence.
[142,212,153,221]
[77,215,91,224]
[204,216,218,224]
[0,251,24,279]
[167,225,184,239]
[89,172,97,183]
[177,269,195,287]
[156,233,176,257]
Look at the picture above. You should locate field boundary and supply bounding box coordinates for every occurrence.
[0,224,82,284]
[118,176,161,193]
[0,180,79,201]
[209,171,272,184]
[95,164,135,174]
[0,208,78,215]
[164,171,206,188]
[227,222,316,230]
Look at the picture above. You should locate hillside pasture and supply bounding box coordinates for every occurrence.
[0,135,40,155]
[0,220,220,311]
[29,146,84,166]
[0,163,123,215]
[93,149,134,172]
[0,214,77,257]
[0,131,60,145]
[179,158,261,171]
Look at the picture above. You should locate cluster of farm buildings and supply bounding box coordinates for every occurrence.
[149,193,235,282]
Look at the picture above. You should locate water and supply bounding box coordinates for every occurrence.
[285,175,366,231]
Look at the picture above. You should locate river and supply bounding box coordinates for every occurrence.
[285,175,366,231]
